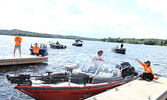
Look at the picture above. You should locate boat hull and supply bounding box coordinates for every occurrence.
[49,44,67,49]
[15,81,122,100]
[72,43,83,46]
[112,48,126,54]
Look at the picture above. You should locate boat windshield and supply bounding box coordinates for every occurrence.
[40,44,47,49]
[74,59,121,77]
[30,43,47,49]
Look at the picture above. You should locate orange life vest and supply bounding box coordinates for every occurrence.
[33,46,39,54]
[140,62,154,76]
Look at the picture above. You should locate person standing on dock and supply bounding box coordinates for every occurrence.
[33,43,40,56]
[13,33,22,57]
[135,59,154,81]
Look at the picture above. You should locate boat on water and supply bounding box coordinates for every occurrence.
[6,59,138,100]
[49,42,67,49]
[72,39,83,46]
[112,47,126,54]
[30,43,48,56]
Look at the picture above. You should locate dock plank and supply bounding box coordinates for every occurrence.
[0,56,48,66]
[86,77,167,100]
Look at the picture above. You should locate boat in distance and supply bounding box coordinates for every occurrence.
[30,43,48,56]
[112,47,126,54]
[49,42,67,49]
[72,39,83,47]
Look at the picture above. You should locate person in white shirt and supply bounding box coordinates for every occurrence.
[89,50,104,74]
[93,50,104,61]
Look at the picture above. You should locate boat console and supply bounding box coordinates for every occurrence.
[65,63,79,85]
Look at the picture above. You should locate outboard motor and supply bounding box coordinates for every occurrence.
[121,62,138,78]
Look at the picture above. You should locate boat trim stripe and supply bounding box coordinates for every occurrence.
[15,80,126,90]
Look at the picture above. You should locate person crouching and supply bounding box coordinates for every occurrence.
[33,43,39,56]
[135,59,154,81]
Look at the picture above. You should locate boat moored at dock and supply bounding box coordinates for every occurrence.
[30,43,48,56]
[6,59,138,100]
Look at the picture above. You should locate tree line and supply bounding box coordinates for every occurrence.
[0,29,99,41]
[101,37,167,46]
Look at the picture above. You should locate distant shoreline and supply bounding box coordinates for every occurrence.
[1,29,167,46]
[0,29,99,41]
[101,37,167,46]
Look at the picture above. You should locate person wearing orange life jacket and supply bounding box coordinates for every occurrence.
[135,59,154,81]
[33,43,39,56]
[13,33,22,57]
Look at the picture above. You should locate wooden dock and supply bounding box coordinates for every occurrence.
[0,56,48,66]
[86,77,167,100]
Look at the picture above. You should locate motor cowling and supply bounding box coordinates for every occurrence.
[121,62,138,78]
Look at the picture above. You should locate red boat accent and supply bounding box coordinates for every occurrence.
[16,81,122,100]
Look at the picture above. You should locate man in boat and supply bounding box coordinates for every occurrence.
[93,50,104,61]
[120,43,123,49]
[13,33,22,57]
[90,50,104,74]
[56,41,60,45]
[135,59,154,81]
[33,43,40,56]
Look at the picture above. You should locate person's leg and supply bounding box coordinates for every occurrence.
[36,53,39,56]
[34,53,39,56]
[147,73,154,81]
[143,73,154,81]
[139,74,143,77]
[18,46,21,57]
[138,74,143,80]
[13,46,17,57]
[141,73,147,80]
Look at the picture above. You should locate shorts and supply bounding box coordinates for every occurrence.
[14,45,21,51]
[139,73,154,81]
[34,53,39,56]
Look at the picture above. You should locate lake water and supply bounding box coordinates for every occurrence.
[0,35,167,100]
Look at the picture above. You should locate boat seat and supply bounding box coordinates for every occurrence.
[65,63,78,70]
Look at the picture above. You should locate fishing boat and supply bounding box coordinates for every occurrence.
[30,43,48,56]
[112,47,126,54]
[72,39,83,46]
[6,59,138,100]
[49,42,67,49]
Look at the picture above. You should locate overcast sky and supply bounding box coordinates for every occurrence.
[0,0,167,39]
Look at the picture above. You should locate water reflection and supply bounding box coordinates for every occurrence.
[0,63,48,74]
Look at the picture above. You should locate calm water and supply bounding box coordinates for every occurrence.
[0,35,167,100]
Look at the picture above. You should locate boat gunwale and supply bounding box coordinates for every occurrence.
[14,80,125,90]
